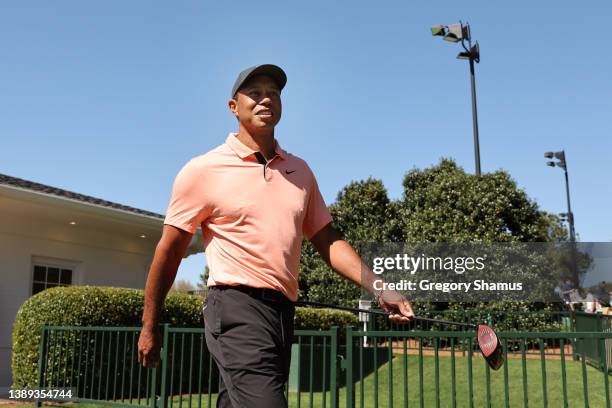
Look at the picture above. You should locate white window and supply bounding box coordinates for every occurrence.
[32,263,73,295]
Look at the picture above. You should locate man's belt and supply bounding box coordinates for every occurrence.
[215,285,291,304]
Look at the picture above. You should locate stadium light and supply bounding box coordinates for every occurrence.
[431,21,482,175]
[545,150,578,284]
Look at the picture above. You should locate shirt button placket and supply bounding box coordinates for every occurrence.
[264,156,279,182]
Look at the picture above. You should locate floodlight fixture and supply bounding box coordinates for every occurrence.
[458,43,480,62]
[430,21,482,176]
[544,149,575,242]
[443,23,468,42]
[546,150,567,169]
[545,149,577,286]
[431,25,446,36]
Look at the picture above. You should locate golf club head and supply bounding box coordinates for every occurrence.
[477,324,504,370]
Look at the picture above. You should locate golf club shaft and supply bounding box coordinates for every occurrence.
[295,300,477,329]
[414,316,477,329]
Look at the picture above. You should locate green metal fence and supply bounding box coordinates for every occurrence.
[344,328,612,408]
[37,326,157,407]
[36,325,340,408]
[36,325,612,408]
[575,312,612,371]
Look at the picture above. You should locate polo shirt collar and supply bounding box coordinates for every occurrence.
[226,133,286,160]
[274,140,287,159]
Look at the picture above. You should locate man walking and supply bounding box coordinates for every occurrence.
[138,64,414,407]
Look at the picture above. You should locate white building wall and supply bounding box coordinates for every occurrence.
[0,202,159,393]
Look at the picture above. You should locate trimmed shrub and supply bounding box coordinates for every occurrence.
[294,307,358,330]
[12,286,358,388]
[12,286,202,388]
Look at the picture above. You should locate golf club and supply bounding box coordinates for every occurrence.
[295,300,505,370]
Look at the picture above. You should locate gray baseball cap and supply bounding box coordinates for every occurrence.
[231,64,287,98]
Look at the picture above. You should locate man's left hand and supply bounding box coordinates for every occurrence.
[378,290,415,323]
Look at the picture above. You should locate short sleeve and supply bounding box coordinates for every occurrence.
[163,160,210,234]
[302,167,333,240]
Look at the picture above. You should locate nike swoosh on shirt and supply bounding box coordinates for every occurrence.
[285,170,296,174]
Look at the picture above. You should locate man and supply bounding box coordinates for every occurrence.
[595,281,609,306]
[138,64,414,407]
[558,279,573,303]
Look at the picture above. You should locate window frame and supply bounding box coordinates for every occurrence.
[31,256,80,295]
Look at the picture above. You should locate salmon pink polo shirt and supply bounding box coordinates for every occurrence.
[163,133,333,301]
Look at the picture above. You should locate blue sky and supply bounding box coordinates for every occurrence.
[1,1,611,285]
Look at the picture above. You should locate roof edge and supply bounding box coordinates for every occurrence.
[0,182,164,226]
[0,173,164,220]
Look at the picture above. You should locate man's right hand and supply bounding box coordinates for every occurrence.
[138,326,161,368]
[378,289,415,323]
[138,225,193,368]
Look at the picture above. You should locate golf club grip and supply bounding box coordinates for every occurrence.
[413,316,477,329]
[295,301,477,329]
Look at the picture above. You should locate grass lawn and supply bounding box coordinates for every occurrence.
[346,353,611,407]
[31,354,611,408]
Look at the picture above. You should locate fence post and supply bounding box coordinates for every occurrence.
[599,337,611,408]
[158,324,170,408]
[330,326,339,408]
[596,314,603,369]
[571,311,578,361]
[147,324,170,408]
[345,326,354,408]
[150,366,158,407]
[36,324,48,408]
[467,337,474,408]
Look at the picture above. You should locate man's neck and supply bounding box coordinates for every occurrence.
[236,127,276,160]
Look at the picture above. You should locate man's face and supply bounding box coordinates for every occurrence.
[229,75,282,132]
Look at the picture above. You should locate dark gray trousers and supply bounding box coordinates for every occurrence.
[203,286,295,408]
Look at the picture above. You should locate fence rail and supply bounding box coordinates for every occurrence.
[366,310,574,332]
[345,328,612,408]
[36,324,612,408]
[575,311,612,370]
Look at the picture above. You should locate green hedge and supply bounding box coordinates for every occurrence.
[12,286,202,388]
[295,307,358,330]
[12,286,358,388]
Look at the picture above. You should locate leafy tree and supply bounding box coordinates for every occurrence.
[397,159,574,313]
[299,178,398,306]
[298,159,570,313]
[198,266,210,290]
[399,159,556,242]
[541,212,569,243]
[171,279,196,293]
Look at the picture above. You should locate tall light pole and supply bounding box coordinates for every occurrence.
[431,22,482,176]
[545,150,578,285]
[545,150,576,243]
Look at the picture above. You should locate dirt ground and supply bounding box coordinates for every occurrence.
[376,339,576,360]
